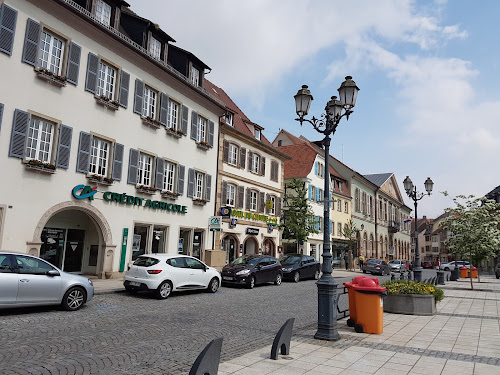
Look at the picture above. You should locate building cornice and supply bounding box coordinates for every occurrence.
[220,170,283,194]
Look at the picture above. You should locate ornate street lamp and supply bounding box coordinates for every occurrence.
[403,176,434,282]
[294,76,360,341]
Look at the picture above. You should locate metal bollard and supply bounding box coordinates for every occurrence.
[189,338,223,375]
[271,318,295,360]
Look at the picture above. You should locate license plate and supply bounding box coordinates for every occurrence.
[129,281,141,287]
[223,276,233,281]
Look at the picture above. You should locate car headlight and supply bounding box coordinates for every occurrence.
[88,279,93,286]
[236,269,250,276]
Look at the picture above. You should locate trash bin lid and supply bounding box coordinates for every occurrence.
[459,266,468,270]
[344,275,369,288]
[352,277,387,292]
[470,266,477,270]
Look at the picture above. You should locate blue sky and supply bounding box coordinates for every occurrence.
[128,0,500,218]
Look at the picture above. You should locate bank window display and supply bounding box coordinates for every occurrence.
[26,117,54,163]
[137,153,153,186]
[89,137,110,176]
[132,225,148,261]
[40,228,85,272]
[151,227,167,253]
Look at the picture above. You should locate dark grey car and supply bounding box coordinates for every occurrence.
[362,259,390,276]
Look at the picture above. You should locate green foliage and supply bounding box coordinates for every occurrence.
[280,178,318,245]
[381,280,444,302]
[341,219,359,256]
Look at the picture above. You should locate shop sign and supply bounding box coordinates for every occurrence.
[246,228,259,235]
[209,216,222,231]
[230,209,278,224]
[72,185,98,200]
[220,206,231,218]
[265,200,273,209]
[230,219,237,228]
[268,223,275,233]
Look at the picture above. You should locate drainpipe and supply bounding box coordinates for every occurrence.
[375,187,379,259]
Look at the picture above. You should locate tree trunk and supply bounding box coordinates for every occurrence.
[470,251,474,290]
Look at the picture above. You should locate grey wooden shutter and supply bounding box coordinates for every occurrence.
[181,105,188,134]
[222,181,227,205]
[208,120,214,147]
[177,164,185,195]
[118,70,130,108]
[112,143,124,181]
[239,147,246,169]
[133,79,144,115]
[85,52,99,93]
[237,186,244,209]
[127,148,139,185]
[245,188,251,210]
[265,193,270,214]
[277,197,282,216]
[0,103,3,131]
[260,156,266,176]
[8,109,29,159]
[76,131,91,173]
[187,168,195,198]
[205,174,212,201]
[247,151,253,171]
[159,92,169,126]
[66,42,81,85]
[155,157,165,190]
[55,124,73,169]
[259,192,265,213]
[0,4,18,56]
[223,140,229,163]
[21,18,40,66]
[190,111,198,140]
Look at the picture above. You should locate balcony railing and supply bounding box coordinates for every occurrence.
[388,221,400,233]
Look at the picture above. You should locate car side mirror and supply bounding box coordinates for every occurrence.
[46,270,60,277]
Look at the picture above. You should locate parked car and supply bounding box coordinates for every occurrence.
[422,261,434,269]
[388,260,406,273]
[221,255,282,289]
[439,261,471,271]
[279,254,320,282]
[0,251,94,311]
[123,254,221,299]
[495,263,500,279]
[362,259,390,276]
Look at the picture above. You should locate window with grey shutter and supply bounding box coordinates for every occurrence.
[260,156,266,176]
[118,70,130,108]
[208,120,214,147]
[245,188,251,210]
[8,109,29,159]
[223,140,229,163]
[55,124,72,169]
[112,143,124,181]
[259,192,265,213]
[247,151,253,171]
[0,4,18,56]
[190,111,198,140]
[66,42,81,85]
[187,168,195,198]
[21,18,40,65]
[271,161,278,181]
[181,105,188,135]
[76,131,91,173]
[205,174,212,201]
[155,157,165,190]
[277,197,282,216]
[239,147,246,169]
[127,148,139,185]
[0,103,4,131]
[133,79,144,115]
[222,181,227,205]
[177,164,185,195]
[159,92,169,126]
[265,193,270,214]
[85,52,99,93]
[237,186,244,209]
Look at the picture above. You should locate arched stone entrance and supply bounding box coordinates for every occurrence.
[29,201,115,278]
[222,234,239,263]
[243,236,259,255]
[262,238,275,257]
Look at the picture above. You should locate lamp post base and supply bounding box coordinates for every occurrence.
[314,276,341,341]
[413,267,422,282]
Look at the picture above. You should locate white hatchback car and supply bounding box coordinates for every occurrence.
[439,261,471,271]
[123,254,221,299]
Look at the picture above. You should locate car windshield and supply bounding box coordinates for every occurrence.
[389,260,401,264]
[133,257,159,267]
[230,256,260,266]
[280,255,302,265]
[367,259,380,264]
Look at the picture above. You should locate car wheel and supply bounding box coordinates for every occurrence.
[247,276,255,289]
[362,270,367,274]
[496,274,499,280]
[314,270,320,280]
[207,277,219,293]
[125,286,138,294]
[61,287,86,311]
[293,272,300,283]
[155,280,172,299]
[274,273,282,286]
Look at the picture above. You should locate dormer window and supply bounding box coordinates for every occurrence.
[254,128,261,140]
[149,37,161,60]
[190,65,200,86]
[225,112,233,126]
[95,0,111,26]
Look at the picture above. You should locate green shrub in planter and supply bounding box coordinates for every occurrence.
[381,280,444,303]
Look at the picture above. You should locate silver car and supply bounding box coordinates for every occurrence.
[388,260,406,273]
[0,251,94,311]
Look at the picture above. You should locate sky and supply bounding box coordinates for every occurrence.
[127,0,500,218]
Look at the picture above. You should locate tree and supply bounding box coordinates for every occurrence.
[280,178,318,250]
[440,193,500,289]
[341,219,360,270]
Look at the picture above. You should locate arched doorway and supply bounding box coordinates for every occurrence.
[262,238,275,257]
[222,234,239,263]
[243,236,259,255]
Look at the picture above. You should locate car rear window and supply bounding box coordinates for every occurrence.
[133,257,159,267]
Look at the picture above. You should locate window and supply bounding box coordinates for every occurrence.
[270,161,279,182]
[355,188,360,212]
[226,183,236,206]
[344,202,348,213]
[337,223,342,237]
[137,153,153,186]
[95,0,111,25]
[167,99,179,129]
[15,255,55,275]
[190,65,199,86]
[251,153,260,173]
[149,37,161,60]
[26,117,54,163]
[228,144,238,166]
[270,195,276,216]
[362,192,367,215]
[225,112,233,126]
[197,116,207,142]
[163,161,176,192]
[89,137,110,176]
[39,31,64,74]
[250,190,258,211]
[143,86,157,118]
[254,128,261,140]
[194,171,204,199]
[277,140,282,146]
[337,199,342,212]
[97,61,116,99]
[339,181,343,192]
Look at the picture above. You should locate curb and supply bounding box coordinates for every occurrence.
[94,289,126,296]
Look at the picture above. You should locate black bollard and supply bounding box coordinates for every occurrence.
[271,318,295,360]
[189,338,223,375]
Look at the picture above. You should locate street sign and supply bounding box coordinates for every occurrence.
[209,216,222,231]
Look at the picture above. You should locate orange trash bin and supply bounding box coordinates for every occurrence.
[470,266,478,278]
[460,266,469,278]
[343,276,368,327]
[352,277,387,334]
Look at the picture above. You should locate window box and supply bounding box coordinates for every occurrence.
[161,191,180,200]
[166,127,184,139]
[25,160,56,174]
[87,174,114,186]
[136,185,157,195]
[95,95,119,111]
[192,198,208,206]
[141,116,162,130]
[196,141,211,151]
[35,68,67,87]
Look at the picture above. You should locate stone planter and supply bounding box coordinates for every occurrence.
[141,116,162,129]
[136,187,157,195]
[196,142,211,151]
[161,191,180,200]
[25,163,56,174]
[35,69,67,87]
[87,176,113,186]
[95,96,119,111]
[192,199,208,206]
[166,128,183,139]
[383,294,436,316]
